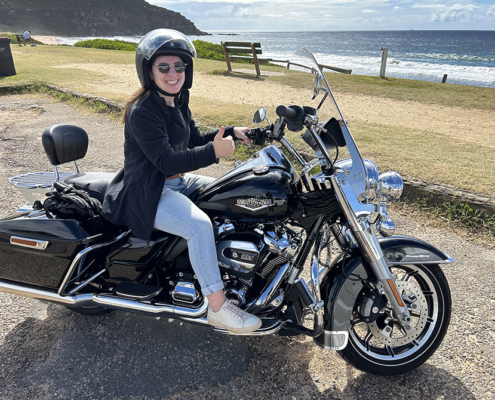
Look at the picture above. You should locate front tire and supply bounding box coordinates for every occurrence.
[338,263,451,375]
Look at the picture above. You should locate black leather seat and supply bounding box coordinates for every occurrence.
[65,172,116,203]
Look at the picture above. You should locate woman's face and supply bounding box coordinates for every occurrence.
[150,55,185,95]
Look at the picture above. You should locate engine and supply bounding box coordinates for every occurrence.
[214,220,303,306]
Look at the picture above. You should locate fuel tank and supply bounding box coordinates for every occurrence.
[196,145,297,223]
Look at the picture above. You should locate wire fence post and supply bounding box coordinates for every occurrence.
[442,74,448,83]
[380,47,388,78]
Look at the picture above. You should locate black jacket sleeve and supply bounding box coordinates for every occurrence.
[127,104,217,175]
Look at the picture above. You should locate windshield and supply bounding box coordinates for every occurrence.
[285,48,369,201]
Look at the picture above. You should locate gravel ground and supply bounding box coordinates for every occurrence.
[0,94,494,400]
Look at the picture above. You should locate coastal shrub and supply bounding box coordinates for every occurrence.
[193,39,253,64]
[74,39,138,51]
[193,40,226,61]
[71,38,257,65]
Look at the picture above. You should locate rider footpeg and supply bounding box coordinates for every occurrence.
[115,282,162,300]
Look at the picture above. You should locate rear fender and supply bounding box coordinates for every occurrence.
[313,235,453,350]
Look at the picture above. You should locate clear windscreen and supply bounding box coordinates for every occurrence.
[283,48,369,199]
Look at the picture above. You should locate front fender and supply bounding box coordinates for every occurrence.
[379,234,454,265]
[313,235,453,351]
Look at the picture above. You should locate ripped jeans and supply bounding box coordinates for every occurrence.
[153,174,224,296]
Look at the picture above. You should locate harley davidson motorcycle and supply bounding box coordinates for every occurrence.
[0,48,452,375]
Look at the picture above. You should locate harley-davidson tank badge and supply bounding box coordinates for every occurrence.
[236,197,273,212]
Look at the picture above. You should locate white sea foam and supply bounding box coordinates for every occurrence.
[55,33,495,88]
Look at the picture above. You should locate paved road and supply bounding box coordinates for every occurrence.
[0,95,493,399]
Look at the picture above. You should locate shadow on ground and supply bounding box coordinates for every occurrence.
[0,303,476,400]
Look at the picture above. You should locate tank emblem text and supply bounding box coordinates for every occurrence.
[236,198,273,211]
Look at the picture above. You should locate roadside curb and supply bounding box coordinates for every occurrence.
[1,83,494,215]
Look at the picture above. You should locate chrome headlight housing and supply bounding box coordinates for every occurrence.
[334,158,380,202]
[376,171,403,203]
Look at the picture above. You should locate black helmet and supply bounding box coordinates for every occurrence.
[135,29,197,90]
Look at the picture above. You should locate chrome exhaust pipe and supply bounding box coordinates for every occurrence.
[0,281,207,318]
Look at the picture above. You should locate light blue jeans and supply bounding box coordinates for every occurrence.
[153,174,224,296]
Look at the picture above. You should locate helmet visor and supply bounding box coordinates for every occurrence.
[137,29,197,60]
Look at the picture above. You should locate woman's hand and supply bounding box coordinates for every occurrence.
[234,127,252,144]
[213,127,235,158]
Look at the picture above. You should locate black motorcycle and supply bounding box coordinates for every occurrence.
[0,49,452,375]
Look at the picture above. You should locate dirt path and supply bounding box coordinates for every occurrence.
[51,63,495,148]
[0,95,494,399]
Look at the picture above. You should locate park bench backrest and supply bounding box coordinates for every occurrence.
[221,41,264,76]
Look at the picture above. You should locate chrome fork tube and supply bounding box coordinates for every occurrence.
[330,176,411,326]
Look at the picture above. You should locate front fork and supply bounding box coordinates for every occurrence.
[330,177,412,328]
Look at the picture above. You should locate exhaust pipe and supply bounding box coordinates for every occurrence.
[0,280,208,318]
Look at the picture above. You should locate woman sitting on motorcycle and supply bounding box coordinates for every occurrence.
[102,29,262,334]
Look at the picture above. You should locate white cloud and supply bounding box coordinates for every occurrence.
[362,9,377,13]
[234,7,251,17]
[431,4,478,22]
[488,5,495,19]
[393,6,400,10]
[412,4,447,9]
[264,13,283,17]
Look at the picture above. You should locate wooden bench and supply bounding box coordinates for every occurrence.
[221,41,271,77]
[15,35,27,46]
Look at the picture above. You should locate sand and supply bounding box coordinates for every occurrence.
[33,35,59,45]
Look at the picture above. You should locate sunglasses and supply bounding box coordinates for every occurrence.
[153,62,187,74]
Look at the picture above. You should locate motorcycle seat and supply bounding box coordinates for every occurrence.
[64,172,204,204]
[64,172,116,203]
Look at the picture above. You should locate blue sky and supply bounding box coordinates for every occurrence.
[147,0,495,31]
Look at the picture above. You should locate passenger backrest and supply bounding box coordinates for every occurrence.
[41,124,88,166]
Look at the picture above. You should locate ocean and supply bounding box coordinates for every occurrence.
[56,30,495,88]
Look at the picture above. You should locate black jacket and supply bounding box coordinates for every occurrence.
[102,89,235,239]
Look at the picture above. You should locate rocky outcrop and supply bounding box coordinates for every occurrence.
[0,0,207,36]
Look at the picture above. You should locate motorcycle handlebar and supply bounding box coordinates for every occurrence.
[276,105,298,121]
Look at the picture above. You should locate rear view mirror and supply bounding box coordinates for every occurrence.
[252,107,267,124]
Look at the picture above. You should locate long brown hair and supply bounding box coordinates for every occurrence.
[121,87,152,124]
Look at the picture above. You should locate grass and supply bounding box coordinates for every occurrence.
[1,45,494,195]
[396,193,495,243]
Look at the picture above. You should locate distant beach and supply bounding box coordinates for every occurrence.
[35,30,495,88]
[35,35,59,45]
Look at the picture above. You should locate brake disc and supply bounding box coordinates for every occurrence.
[368,280,428,347]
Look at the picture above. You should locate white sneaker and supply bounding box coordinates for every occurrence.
[207,299,262,334]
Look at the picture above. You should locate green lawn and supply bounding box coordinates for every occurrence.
[2,44,495,197]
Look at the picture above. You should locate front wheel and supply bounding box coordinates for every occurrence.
[338,263,451,375]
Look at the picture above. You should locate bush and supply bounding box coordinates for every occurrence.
[193,40,226,61]
[71,38,255,64]
[74,39,138,51]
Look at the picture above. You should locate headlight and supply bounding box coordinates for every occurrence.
[334,158,379,202]
[376,171,403,202]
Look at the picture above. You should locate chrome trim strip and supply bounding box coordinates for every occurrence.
[10,236,49,250]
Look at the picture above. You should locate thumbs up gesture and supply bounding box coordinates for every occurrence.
[213,126,235,158]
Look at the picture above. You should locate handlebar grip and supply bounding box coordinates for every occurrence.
[276,105,298,121]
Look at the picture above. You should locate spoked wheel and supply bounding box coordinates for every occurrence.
[338,263,451,375]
